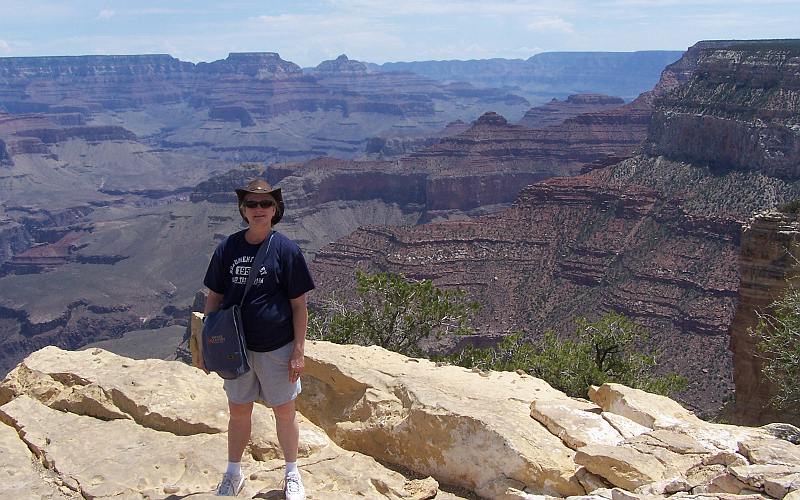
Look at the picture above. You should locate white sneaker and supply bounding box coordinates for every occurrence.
[284,471,305,500]
[216,472,245,496]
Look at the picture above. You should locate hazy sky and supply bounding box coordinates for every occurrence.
[0,1,797,66]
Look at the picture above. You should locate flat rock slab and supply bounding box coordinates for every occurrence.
[589,384,698,429]
[531,399,623,450]
[301,341,585,498]
[730,464,800,498]
[0,345,229,435]
[602,413,651,440]
[0,420,75,499]
[575,444,668,491]
[589,384,773,453]
[1,395,228,498]
[739,439,800,467]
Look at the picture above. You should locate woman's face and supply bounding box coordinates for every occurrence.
[242,193,276,228]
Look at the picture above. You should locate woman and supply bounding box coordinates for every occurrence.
[202,179,314,498]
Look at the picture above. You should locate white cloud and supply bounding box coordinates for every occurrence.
[325,0,574,17]
[0,39,10,53]
[97,9,115,20]
[526,16,575,34]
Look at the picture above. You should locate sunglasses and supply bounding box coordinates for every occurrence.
[243,199,275,209]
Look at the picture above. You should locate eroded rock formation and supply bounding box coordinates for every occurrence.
[3,344,799,499]
[644,41,800,179]
[0,346,451,499]
[727,211,800,426]
[310,40,800,418]
[518,94,627,129]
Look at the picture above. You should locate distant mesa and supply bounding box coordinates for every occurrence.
[474,111,508,127]
[14,125,136,144]
[644,40,800,179]
[312,54,369,74]
[519,93,628,129]
[195,52,302,78]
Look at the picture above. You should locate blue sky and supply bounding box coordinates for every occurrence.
[0,1,797,66]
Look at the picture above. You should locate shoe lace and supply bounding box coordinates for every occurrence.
[285,473,302,494]
[218,473,238,494]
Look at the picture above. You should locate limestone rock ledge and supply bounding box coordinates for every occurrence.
[0,346,451,499]
[2,343,799,500]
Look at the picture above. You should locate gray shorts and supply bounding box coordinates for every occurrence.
[223,342,302,407]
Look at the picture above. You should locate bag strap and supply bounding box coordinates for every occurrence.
[239,231,275,308]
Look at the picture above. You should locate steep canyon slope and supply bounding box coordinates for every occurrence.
[310,40,800,417]
[0,54,664,376]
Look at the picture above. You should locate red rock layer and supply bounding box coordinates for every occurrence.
[311,176,740,414]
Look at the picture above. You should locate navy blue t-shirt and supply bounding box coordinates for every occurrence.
[203,230,315,352]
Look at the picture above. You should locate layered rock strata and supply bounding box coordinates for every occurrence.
[518,94,626,129]
[310,177,741,412]
[644,40,800,179]
[311,40,800,417]
[7,344,800,499]
[727,212,800,426]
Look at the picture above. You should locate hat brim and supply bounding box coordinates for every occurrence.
[237,187,284,225]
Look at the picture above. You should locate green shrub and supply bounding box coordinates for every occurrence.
[310,271,685,398]
[446,313,686,398]
[308,270,479,357]
[752,287,800,409]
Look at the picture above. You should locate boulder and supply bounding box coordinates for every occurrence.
[1,345,229,434]
[589,384,700,429]
[1,395,228,497]
[738,439,800,467]
[702,452,749,468]
[729,465,800,498]
[299,341,585,498]
[590,384,773,453]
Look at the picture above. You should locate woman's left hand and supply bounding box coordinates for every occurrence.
[289,347,304,383]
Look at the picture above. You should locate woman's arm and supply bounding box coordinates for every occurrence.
[288,293,308,382]
[204,290,224,315]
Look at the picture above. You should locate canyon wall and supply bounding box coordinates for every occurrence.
[310,40,800,417]
[727,211,800,426]
[644,40,800,179]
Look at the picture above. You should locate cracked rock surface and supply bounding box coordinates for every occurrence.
[2,344,799,499]
[0,346,455,499]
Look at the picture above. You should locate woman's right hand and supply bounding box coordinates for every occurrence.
[197,356,209,375]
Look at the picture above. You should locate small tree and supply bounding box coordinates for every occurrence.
[752,287,800,409]
[309,270,479,357]
[446,312,686,398]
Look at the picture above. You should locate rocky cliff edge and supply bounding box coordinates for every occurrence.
[1,343,799,499]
